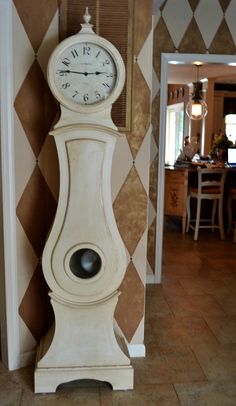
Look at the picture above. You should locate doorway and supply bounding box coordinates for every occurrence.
[155,53,236,283]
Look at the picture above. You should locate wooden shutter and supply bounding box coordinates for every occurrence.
[59,0,133,131]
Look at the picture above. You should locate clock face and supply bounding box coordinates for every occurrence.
[54,42,117,106]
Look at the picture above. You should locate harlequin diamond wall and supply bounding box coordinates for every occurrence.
[12,0,152,362]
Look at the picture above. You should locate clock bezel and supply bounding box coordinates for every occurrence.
[47,33,126,114]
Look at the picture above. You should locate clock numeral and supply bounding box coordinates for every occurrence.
[62,82,70,89]
[72,90,79,98]
[95,91,101,100]
[71,49,79,58]
[102,83,110,89]
[95,50,101,58]
[83,93,89,103]
[83,46,91,55]
[106,73,114,78]
[57,70,68,77]
[62,58,71,67]
[102,59,110,66]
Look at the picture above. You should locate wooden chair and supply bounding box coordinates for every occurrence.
[227,187,236,243]
[186,167,226,241]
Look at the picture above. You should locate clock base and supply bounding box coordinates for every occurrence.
[34,292,134,393]
[34,364,134,393]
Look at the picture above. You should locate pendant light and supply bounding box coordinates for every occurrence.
[186,64,208,120]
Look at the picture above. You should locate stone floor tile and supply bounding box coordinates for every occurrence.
[132,344,206,385]
[204,315,236,344]
[145,293,173,318]
[174,381,236,406]
[213,295,236,315]
[0,383,22,406]
[165,295,225,317]
[145,316,218,347]
[179,278,232,297]
[100,383,180,405]
[191,342,236,381]
[19,386,101,405]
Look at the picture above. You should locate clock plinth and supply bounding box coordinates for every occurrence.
[34,125,134,392]
[34,291,133,393]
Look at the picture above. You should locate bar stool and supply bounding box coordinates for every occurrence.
[227,187,236,243]
[186,167,226,241]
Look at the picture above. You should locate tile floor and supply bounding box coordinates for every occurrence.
[1,224,236,405]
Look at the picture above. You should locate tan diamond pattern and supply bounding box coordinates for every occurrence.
[14,60,58,157]
[126,64,151,158]
[113,166,148,256]
[13,0,58,52]
[16,164,57,257]
[12,0,236,360]
[13,0,152,353]
[19,263,54,343]
[115,261,145,342]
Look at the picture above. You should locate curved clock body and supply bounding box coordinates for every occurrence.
[43,124,127,303]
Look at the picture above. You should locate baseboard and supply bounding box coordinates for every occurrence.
[128,344,146,358]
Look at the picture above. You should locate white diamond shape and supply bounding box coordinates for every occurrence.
[148,198,156,228]
[162,0,192,48]
[111,134,133,201]
[132,229,148,285]
[135,125,152,195]
[19,318,37,356]
[128,317,145,345]
[150,131,158,164]
[153,8,161,31]
[137,30,153,90]
[14,112,36,205]
[38,135,59,201]
[225,1,236,45]
[152,67,160,101]
[37,10,59,79]
[153,0,166,15]
[16,219,38,304]
[195,0,223,49]
[12,4,35,97]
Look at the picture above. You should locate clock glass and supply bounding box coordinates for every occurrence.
[54,42,117,106]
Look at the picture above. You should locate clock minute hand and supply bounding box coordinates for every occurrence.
[58,70,108,76]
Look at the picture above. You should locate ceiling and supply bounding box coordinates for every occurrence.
[168,62,236,85]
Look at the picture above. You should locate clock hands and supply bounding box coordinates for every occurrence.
[58,69,108,76]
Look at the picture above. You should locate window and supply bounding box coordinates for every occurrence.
[165,103,184,165]
[225,114,236,144]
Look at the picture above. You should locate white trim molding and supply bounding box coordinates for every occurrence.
[0,0,20,370]
[128,344,146,358]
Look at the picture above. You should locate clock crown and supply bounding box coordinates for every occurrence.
[80,7,94,35]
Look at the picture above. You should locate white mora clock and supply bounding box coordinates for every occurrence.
[34,8,134,393]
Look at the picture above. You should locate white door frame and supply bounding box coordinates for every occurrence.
[155,52,236,283]
[0,0,20,370]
